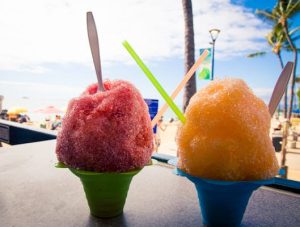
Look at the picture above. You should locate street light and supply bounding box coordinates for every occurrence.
[209,28,220,80]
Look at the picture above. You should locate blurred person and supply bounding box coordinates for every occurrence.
[0,110,8,120]
[18,114,30,124]
[45,117,52,130]
[154,116,167,152]
[51,115,62,130]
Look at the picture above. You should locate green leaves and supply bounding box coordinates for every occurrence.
[247,52,267,58]
[256,0,300,26]
[254,1,300,56]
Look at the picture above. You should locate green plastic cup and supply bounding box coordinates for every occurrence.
[69,167,141,218]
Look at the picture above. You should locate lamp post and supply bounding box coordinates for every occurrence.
[209,29,220,80]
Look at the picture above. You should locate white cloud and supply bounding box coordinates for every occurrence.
[0,0,270,72]
[193,1,270,58]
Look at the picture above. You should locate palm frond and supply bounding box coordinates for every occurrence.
[273,23,284,32]
[289,26,300,35]
[287,1,300,16]
[273,4,283,18]
[272,25,286,41]
[265,27,286,50]
[281,25,300,51]
[286,0,294,12]
[256,9,277,21]
[278,1,285,14]
[247,52,267,58]
[283,45,293,51]
[266,36,275,46]
[283,44,300,52]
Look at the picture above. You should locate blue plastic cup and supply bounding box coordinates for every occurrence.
[175,168,274,226]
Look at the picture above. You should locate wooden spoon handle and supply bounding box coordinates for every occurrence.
[87,12,105,91]
[268,62,293,116]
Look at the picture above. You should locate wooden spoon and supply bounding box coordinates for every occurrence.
[87,12,105,91]
[268,62,293,116]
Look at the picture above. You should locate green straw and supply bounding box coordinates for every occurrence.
[123,41,186,123]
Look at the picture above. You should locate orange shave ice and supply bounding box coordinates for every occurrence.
[177,78,279,181]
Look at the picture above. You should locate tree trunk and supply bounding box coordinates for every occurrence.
[182,0,196,112]
[280,22,297,175]
[288,52,298,119]
[282,23,297,120]
[277,51,289,176]
[276,52,284,69]
[280,120,289,178]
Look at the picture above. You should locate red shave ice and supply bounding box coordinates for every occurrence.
[56,80,154,172]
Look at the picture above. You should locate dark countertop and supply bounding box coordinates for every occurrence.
[0,140,299,227]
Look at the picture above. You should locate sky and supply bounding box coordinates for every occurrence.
[0,0,299,118]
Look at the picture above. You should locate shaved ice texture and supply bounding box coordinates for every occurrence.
[56,80,154,172]
[177,78,279,181]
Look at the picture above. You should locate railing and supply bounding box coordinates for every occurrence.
[0,119,299,193]
[0,120,56,145]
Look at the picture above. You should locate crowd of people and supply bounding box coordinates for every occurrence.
[0,109,62,131]
[0,110,30,123]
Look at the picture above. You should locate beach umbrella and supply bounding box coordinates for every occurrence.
[7,107,28,115]
[35,106,63,115]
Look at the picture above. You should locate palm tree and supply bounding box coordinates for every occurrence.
[280,26,300,117]
[248,29,285,68]
[248,29,287,116]
[182,0,196,112]
[248,26,300,117]
[256,0,300,119]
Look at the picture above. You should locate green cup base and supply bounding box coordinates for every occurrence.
[69,168,141,218]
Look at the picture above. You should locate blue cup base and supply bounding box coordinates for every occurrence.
[175,168,275,226]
